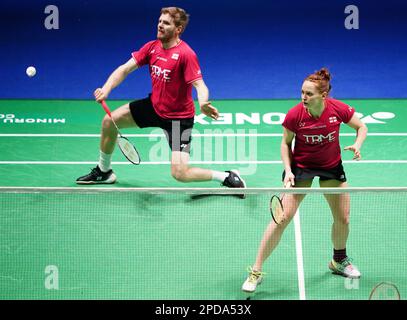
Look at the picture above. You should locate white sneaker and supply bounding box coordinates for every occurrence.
[241,267,265,293]
[329,257,361,279]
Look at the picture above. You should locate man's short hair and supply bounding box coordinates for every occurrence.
[160,7,190,34]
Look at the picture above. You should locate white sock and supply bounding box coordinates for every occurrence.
[99,150,112,172]
[211,170,229,182]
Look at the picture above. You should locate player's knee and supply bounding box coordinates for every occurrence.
[342,215,350,225]
[101,115,115,131]
[171,166,188,182]
[278,212,295,228]
[335,213,350,225]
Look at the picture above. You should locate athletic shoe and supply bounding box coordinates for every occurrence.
[329,257,361,279]
[242,267,265,293]
[222,170,246,198]
[76,166,117,184]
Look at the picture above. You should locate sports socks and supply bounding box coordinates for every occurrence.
[333,248,347,262]
[99,150,112,172]
[211,171,229,182]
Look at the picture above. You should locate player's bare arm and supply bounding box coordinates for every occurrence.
[192,79,219,120]
[94,58,139,102]
[344,114,368,160]
[281,127,295,186]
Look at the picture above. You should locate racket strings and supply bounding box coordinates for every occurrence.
[100,101,141,165]
[370,283,401,300]
[270,195,285,224]
[118,137,141,164]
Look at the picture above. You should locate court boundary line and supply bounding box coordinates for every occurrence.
[1,160,406,165]
[293,210,306,300]
[0,133,406,137]
[0,187,405,193]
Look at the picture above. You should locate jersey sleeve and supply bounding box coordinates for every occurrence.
[333,100,356,123]
[131,41,155,67]
[183,50,203,84]
[282,108,298,133]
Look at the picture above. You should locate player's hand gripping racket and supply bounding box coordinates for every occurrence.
[100,100,141,165]
[269,182,292,224]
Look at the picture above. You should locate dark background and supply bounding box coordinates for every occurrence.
[1,0,406,99]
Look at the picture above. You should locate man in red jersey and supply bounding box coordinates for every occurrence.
[76,7,246,192]
[242,68,368,293]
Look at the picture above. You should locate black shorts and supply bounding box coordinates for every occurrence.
[129,95,194,153]
[282,162,347,182]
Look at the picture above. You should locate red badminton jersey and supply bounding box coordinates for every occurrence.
[282,98,355,169]
[132,40,203,119]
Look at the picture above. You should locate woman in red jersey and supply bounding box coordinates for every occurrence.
[242,68,368,293]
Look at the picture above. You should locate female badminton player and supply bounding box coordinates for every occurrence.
[242,68,368,293]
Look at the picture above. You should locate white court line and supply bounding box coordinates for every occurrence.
[0,133,407,137]
[0,160,406,165]
[293,210,306,300]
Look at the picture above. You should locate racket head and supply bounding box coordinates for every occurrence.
[117,136,141,165]
[369,282,401,300]
[270,195,284,224]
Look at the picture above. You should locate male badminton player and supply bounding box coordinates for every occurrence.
[242,68,368,293]
[76,7,246,190]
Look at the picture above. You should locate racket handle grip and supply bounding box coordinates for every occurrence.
[100,100,112,117]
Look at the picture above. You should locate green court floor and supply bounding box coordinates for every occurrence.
[0,99,406,299]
